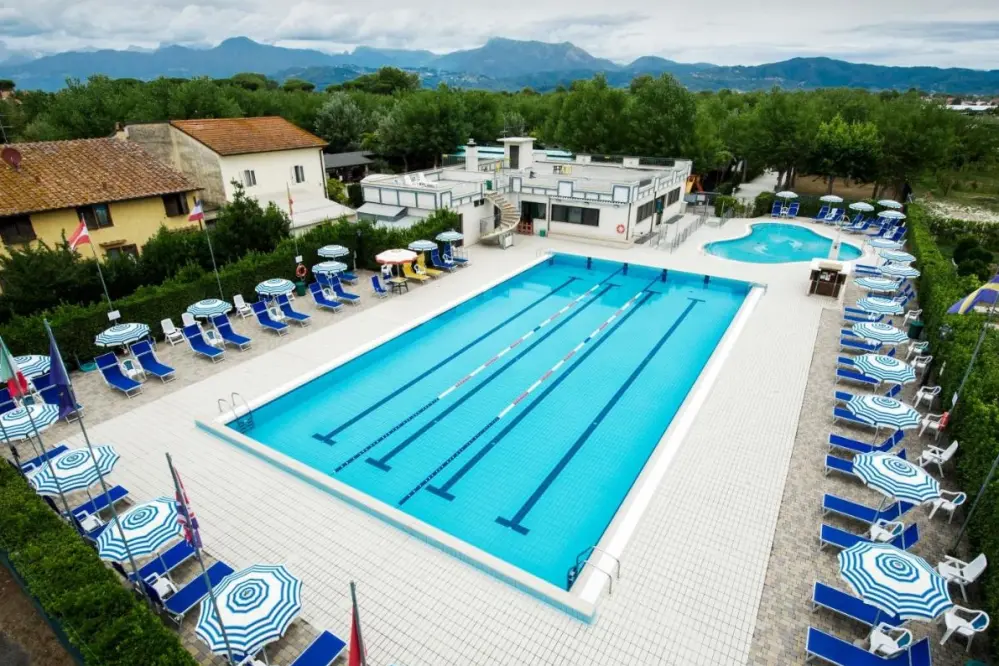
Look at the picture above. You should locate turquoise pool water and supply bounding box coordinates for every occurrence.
[705,223,863,263]
[237,255,748,589]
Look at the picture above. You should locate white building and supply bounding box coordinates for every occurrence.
[359,137,690,246]
[122,117,355,234]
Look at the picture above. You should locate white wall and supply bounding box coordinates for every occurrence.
[219,147,327,205]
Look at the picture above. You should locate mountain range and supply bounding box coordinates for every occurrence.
[2,36,999,94]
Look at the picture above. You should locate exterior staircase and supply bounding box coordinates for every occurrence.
[480,191,520,244]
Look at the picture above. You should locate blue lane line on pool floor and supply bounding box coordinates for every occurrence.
[412,277,663,505]
[495,296,703,535]
[311,275,582,445]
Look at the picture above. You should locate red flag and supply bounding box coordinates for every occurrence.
[0,338,29,399]
[174,471,203,549]
[287,184,294,219]
[68,218,90,250]
[188,200,205,222]
[348,586,366,666]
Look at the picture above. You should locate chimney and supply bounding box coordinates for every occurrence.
[113,122,127,141]
[465,139,478,173]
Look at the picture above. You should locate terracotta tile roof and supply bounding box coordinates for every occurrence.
[0,138,198,217]
[170,116,328,156]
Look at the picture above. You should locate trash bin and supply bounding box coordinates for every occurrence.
[539,229,547,238]
[908,320,924,340]
[294,280,307,297]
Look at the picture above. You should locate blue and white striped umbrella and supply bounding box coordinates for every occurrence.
[854,354,917,384]
[254,278,295,297]
[317,244,350,259]
[95,323,150,348]
[854,277,900,294]
[0,404,59,442]
[846,395,922,430]
[408,239,437,252]
[776,191,798,199]
[878,200,903,210]
[435,230,464,242]
[850,202,875,212]
[96,498,182,561]
[853,452,941,504]
[312,261,348,275]
[839,542,952,621]
[820,194,844,203]
[196,564,302,658]
[851,323,909,345]
[869,238,902,250]
[879,210,907,221]
[856,297,904,315]
[14,354,50,379]
[878,249,916,264]
[880,264,920,279]
[28,445,119,495]
[187,299,233,319]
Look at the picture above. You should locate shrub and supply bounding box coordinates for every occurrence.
[0,464,196,666]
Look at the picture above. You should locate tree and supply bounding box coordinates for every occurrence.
[0,240,103,317]
[809,114,882,193]
[326,178,349,204]
[0,80,14,93]
[282,79,316,93]
[462,90,502,144]
[210,182,290,263]
[624,74,696,157]
[314,92,364,152]
[228,73,278,91]
[376,87,469,168]
[550,75,628,153]
[339,68,419,95]
[749,89,819,189]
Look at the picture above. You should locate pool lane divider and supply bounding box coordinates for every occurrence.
[311,276,581,445]
[333,282,618,474]
[495,296,703,535]
[401,278,662,506]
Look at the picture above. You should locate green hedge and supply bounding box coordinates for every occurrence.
[0,213,459,365]
[751,191,880,220]
[0,463,197,666]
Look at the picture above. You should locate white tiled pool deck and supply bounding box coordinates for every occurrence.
[58,218,865,665]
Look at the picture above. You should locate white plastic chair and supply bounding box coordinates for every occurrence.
[903,308,922,325]
[913,354,933,376]
[926,490,966,523]
[121,358,146,382]
[938,554,987,602]
[906,340,929,361]
[204,329,224,349]
[914,385,940,410]
[144,572,178,600]
[161,318,183,346]
[233,294,252,319]
[940,605,990,652]
[267,305,286,322]
[868,623,912,657]
[869,519,904,543]
[918,412,949,440]
[181,312,197,328]
[917,440,958,476]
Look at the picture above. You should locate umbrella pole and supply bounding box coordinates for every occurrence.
[23,406,72,517]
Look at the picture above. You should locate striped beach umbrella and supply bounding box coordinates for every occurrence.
[820,194,844,203]
[28,445,119,495]
[850,202,875,212]
[846,395,921,431]
[408,240,437,252]
[376,249,417,265]
[879,210,907,221]
[435,230,464,242]
[878,200,903,210]
[776,191,798,200]
[312,261,348,275]
[853,452,941,504]
[878,249,916,264]
[880,264,920,279]
[869,238,902,250]
[187,299,232,319]
[854,354,916,384]
[96,498,182,561]
[851,322,909,345]
[14,354,50,379]
[95,323,150,348]
[196,564,303,659]
[856,297,904,315]
[0,404,59,442]
[855,277,900,294]
[317,244,349,259]
[839,542,952,621]
[255,278,295,297]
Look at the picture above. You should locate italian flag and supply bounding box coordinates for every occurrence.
[0,338,28,399]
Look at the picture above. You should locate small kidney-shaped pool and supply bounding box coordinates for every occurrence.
[705,223,863,264]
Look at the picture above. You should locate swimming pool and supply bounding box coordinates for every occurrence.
[209,254,751,611]
[705,222,863,263]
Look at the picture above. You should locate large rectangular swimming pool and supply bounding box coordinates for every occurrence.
[227,254,749,597]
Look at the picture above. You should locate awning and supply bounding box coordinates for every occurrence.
[357,202,406,219]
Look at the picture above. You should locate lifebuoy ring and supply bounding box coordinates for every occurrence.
[295,263,307,279]
[616,224,625,234]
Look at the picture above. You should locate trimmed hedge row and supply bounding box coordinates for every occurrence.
[0,463,197,666]
[0,213,459,365]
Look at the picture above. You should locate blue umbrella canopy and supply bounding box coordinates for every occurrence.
[880,264,920,279]
[317,244,349,259]
[851,323,909,345]
[856,297,904,315]
[846,395,921,430]
[408,240,437,252]
[255,278,295,297]
[96,498,183,561]
[435,230,464,242]
[839,542,952,621]
[949,273,999,314]
[854,354,916,384]
[312,261,348,275]
[14,354,50,379]
[878,249,916,264]
[854,277,900,294]
[187,299,233,319]
[95,323,151,348]
[0,404,59,442]
[853,452,941,504]
[29,445,120,495]
[196,564,303,658]
[869,238,902,250]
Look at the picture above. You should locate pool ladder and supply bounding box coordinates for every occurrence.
[218,392,254,433]
[567,545,621,594]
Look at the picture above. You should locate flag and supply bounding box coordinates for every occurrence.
[0,337,29,399]
[43,321,76,420]
[188,199,204,222]
[174,471,203,549]
[68,218,90,250]
[348,582,366,666]
[287,184,294,220]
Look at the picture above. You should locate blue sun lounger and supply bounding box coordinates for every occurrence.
[309,282,344,311]
[182,325,226,363]
[805,627,931,665]
[20,444,69,473]
[336,270,358,285]
[95,353,143,397]
[444,251,468,267]
[840,336,882,354]
[770,201,783,217]
[813,205,830,221]
[835,368,880,388]
[157,560,235,626]
[822,494,914,525]
[431,249,456,273]
[29,374,83,420]
[332,282,361,305]
[70,485,129,522]
[828,430,903,455]
[819,522,920,552]
[276,294,312,325]
[785,201,800,218]
[811,582,905,628]
[129,340,176,382]
[371,275,389,298]
[211,315,252,349]
[289,630,348,666]
[251,301,290,335]
[130,540,196,584]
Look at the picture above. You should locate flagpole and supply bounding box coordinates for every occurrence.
[350,581,367,666]
[199,212,225,300]
[166,453,234,665]
[83,229,113,309]
[0,419,23,476]
[287,183,300,262]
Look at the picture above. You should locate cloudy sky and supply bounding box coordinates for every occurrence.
[2,0,999,68]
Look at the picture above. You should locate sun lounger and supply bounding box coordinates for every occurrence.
[805,626,931,665]
[818,522,920,552]
[444,251,468,267]
[336,270,358,285]
[20,444,69,473]
[825,209,844,224]
[835,368,880,387]
[785,202,800,218]
[370,275,389,298]
[840,337,882,354]
[211,315,252,349]
[812,582,905,628]
[95,353,143,397]
[70,485,129,523]
[417,254,443,278]
[828,430,903,455]
[289,630,348,666]
[157,560,235,626]
[843,312,882,324]
[275,294,311,325]
[402,262,430,283]
[431,249,456,273]
[309,282,344,311]
[822,494,914,525]
[332,283,360,305]
[31,376,83,420]
[771,201,783,218]
[182,325,226,363]
[130,340,176,382]
[128,540,196,584]
[251,301,290,335]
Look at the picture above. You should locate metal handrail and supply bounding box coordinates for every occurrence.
[574,545,621,580]
[582,562,615,595]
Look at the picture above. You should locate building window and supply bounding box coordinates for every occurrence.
[521,201,546,220]
[162,193,190,217]
[105,244,138,260]
[77,204,113,230]
[636,200,656,222]
[242,170,257,187]
[655,195,666,212]
[292,165,306,183]
[667,187,681,206]
[473,199,485,207]
[551,204,599,227]
[0,215,36,244]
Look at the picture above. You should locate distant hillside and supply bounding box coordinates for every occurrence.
[432,37,620,78]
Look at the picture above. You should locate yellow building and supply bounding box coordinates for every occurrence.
[0,138,200,259]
